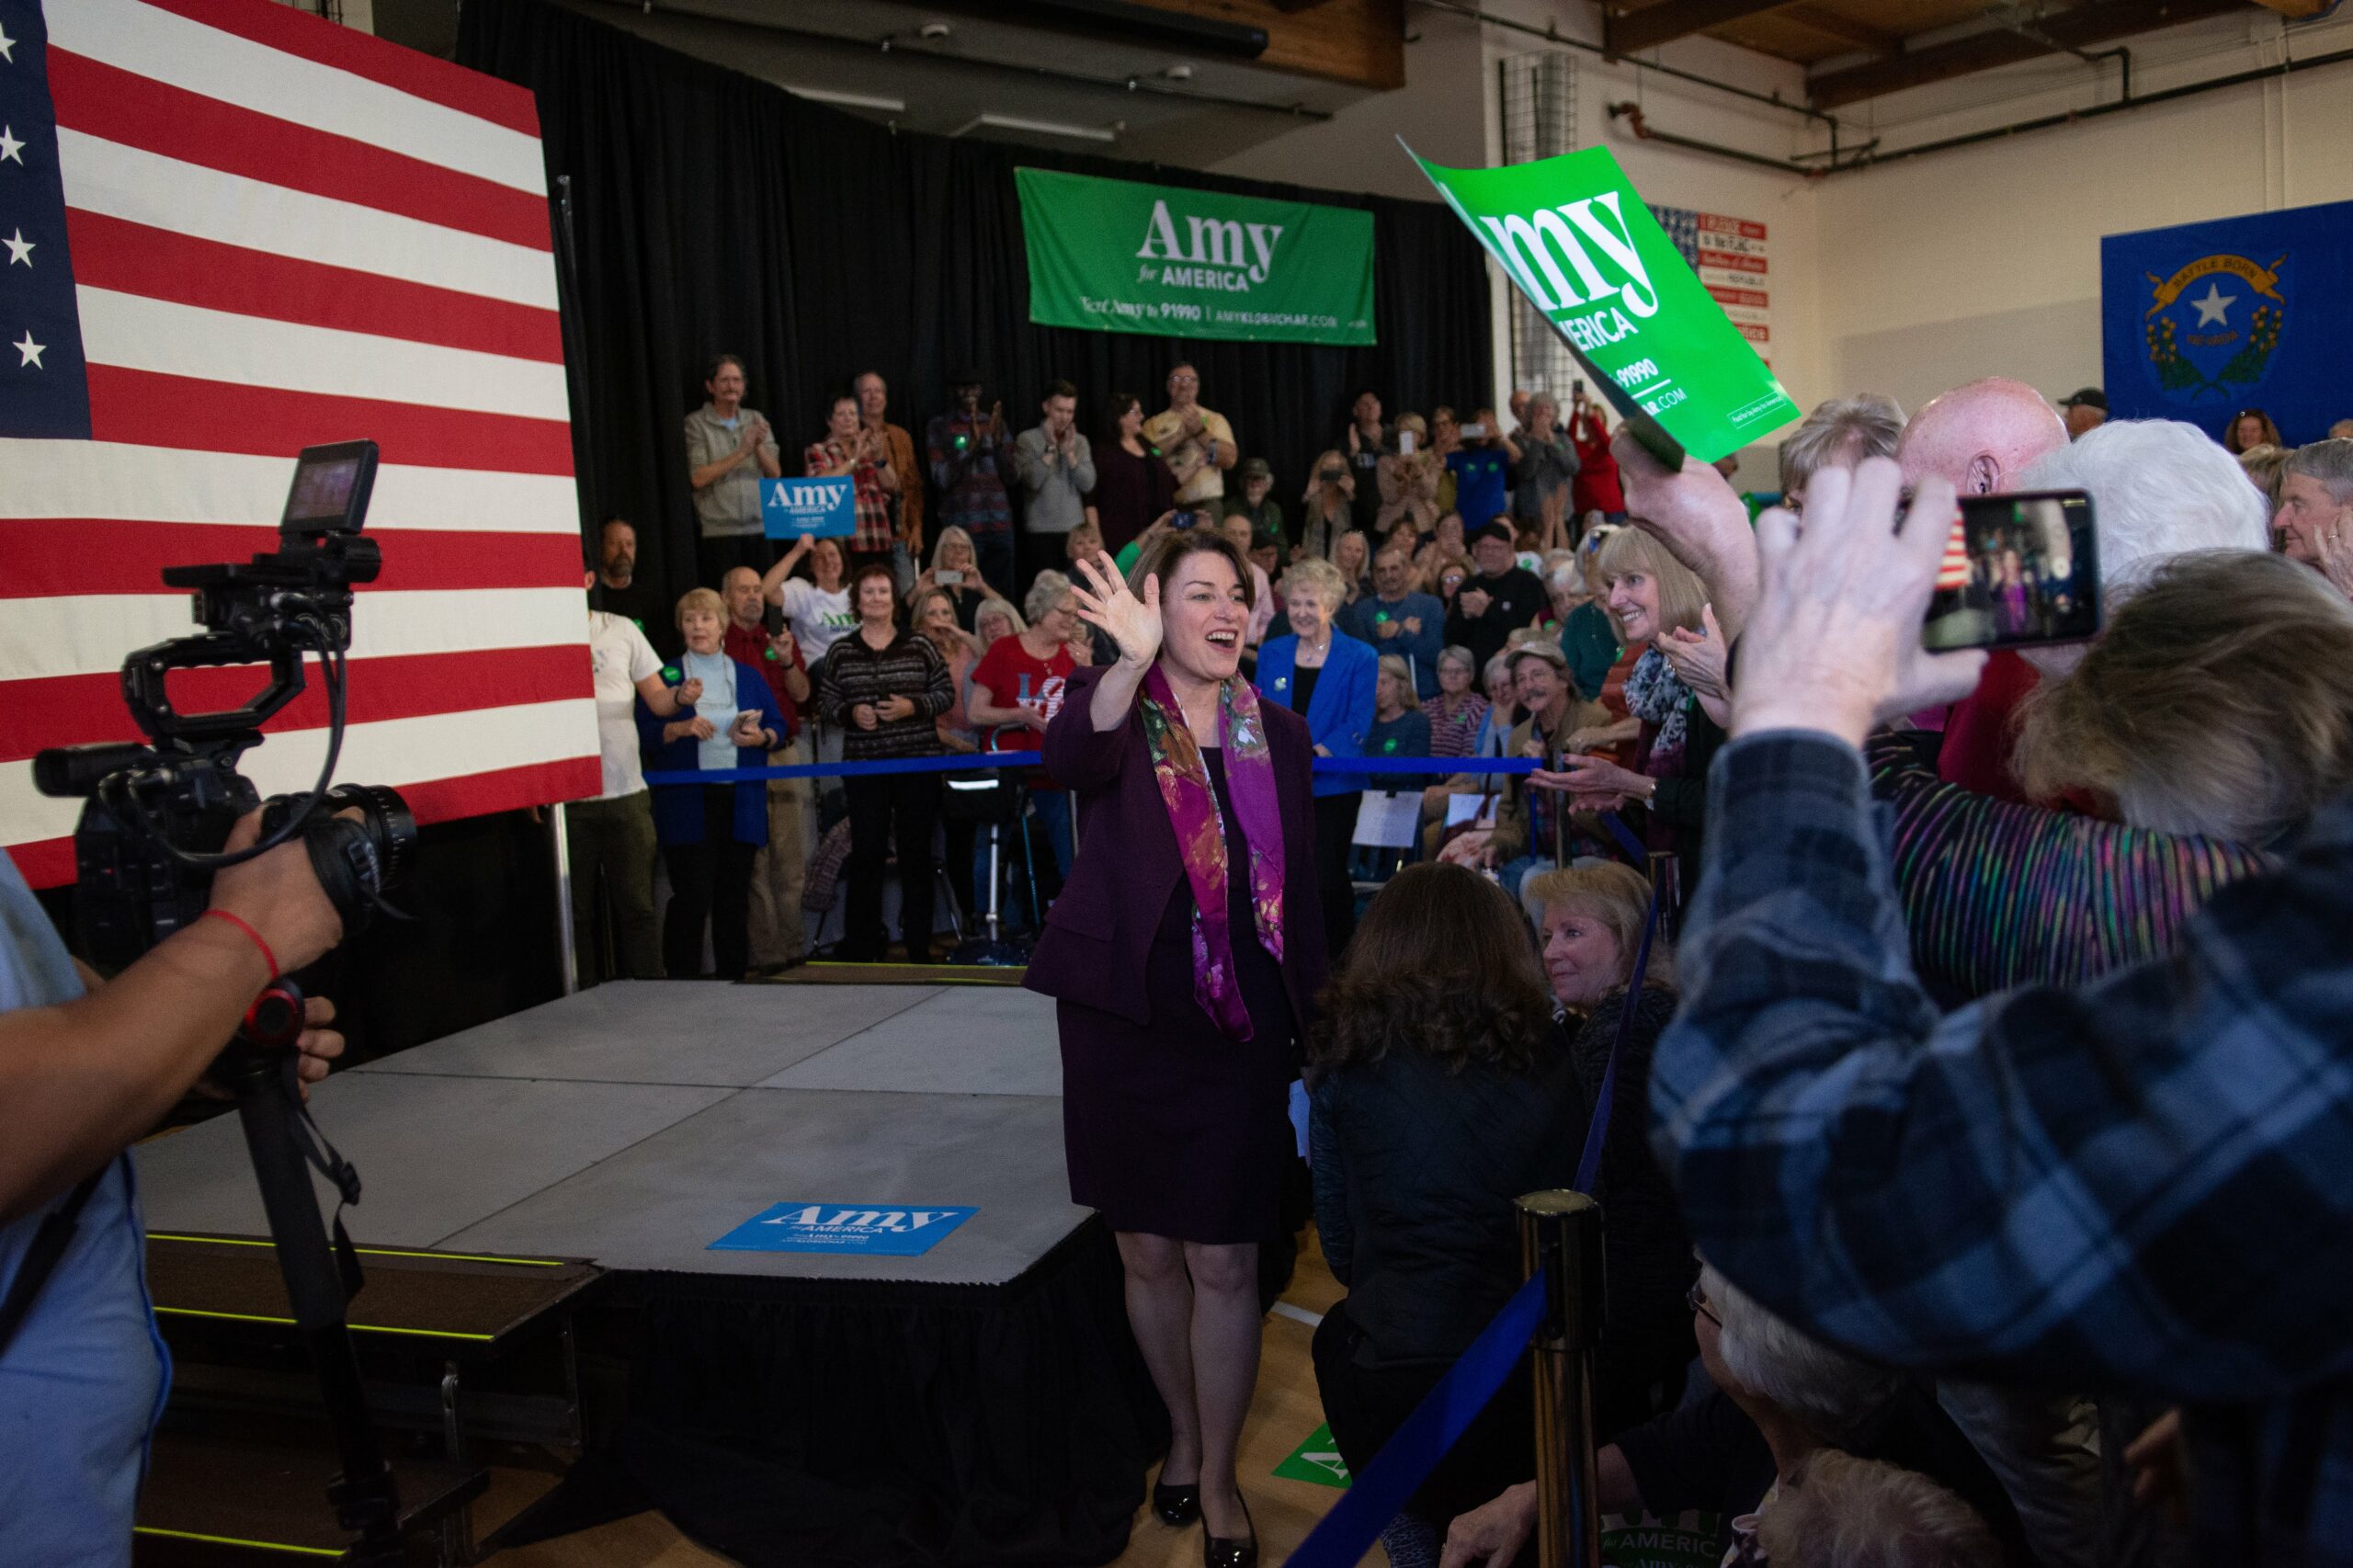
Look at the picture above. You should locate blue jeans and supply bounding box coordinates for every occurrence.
[1029,788,1074,879]
[970,528,1017,601]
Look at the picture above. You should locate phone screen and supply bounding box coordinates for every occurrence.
[1920,490,2101,652]
[1399,430,1417,456]
[1461,423,1488,439]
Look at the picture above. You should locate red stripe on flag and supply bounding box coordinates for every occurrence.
[65,213,563,365]
[50,51,552,253]
[399,756,604,824]
[131,0,542,138]
[8,839,74,892]
[87,367,576,477]
[0,520,583,599]
[7,753,600,890]
[0,645,593,762]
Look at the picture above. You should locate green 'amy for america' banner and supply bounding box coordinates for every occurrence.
[1017,167,1376,347]
[1408,142,1798,465]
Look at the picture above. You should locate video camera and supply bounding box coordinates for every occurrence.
[34,440,415,970]
[29,441,418,1562]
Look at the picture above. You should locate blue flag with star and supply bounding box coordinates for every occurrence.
[0,0,92,438]
[2101,199,2353,448]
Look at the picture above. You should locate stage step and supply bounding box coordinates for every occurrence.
[146,1233,602,1349]
[133,1428,486,1566]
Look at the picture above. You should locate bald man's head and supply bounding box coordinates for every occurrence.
[722,565,766,627]
[1896,378,2068,496]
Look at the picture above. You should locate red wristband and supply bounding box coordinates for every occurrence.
[200,908,280,981]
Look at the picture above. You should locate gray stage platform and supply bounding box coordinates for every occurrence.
[135,982,1086,1286]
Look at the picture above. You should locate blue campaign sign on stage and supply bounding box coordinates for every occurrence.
[710,1202,978,1256]
[760,477,857,539]
[2102,199,2353,447]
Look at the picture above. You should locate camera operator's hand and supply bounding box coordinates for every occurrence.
[0,809,351,1223]
[291,994,347,1094]
[210,811,346,975]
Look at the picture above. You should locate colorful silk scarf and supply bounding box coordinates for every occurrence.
[1138,664,1287,1040]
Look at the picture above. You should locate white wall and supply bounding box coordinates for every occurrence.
[1809,8,2353,415]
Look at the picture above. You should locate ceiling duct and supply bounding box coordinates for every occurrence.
[965,1,1270,60]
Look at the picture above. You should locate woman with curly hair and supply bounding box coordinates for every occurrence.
[1307,862,1588,1562]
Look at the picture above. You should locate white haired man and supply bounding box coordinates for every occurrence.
[2275,437,2353,600]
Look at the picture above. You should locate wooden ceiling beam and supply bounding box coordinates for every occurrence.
[1780,2,1900,56]
[1602,0,1798,57]
[1807,0,2247,109]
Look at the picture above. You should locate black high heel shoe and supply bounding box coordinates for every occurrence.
[1202,1494,1256,1568]
[1153,1479,1200,1527]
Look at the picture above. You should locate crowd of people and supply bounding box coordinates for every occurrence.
[575,358,1666,979]
[572,349,2353,1562]
[1007,367,2353,1568]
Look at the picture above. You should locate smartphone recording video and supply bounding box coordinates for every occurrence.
[1920,490,2101,653]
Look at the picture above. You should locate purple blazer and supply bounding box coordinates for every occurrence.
[1024,664,1329,1032]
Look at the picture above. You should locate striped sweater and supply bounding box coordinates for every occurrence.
[815,629,953,760]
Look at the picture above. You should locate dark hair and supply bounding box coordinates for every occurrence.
[1101,391,1142,441]
[704,353,746,382]
[1309,863,1557,1074]
[1043,379,1078,403]
[598,516,634,538]
[848,561,902,625]
[2226,407,2283,453]
[830,392,859,416]
[1138,528,1255,612]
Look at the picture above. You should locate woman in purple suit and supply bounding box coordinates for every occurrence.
[1025,533,1327,1568]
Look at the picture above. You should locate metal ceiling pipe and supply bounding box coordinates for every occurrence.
[1608,42,2353,176]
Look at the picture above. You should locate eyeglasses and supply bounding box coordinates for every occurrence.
[1686,1280,1720,1327]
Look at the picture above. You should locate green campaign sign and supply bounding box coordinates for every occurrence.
[1271,1422,1350,1488]
[1406,142,1799,465]
[1017,166,1376,347]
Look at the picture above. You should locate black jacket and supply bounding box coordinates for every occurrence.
[1311,1034,1587,1367]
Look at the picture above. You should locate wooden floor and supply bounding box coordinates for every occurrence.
[483,1231,1370,1567]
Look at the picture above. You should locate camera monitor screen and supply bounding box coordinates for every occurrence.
[1921,490,2101,653]
[280,440,380,535]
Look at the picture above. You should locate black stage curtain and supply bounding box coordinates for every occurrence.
[456,0,1494,614]
[589,1220,1169,1568]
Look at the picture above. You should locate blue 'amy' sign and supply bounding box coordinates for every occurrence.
[709,1201,977,1256]
[760,477,857,540]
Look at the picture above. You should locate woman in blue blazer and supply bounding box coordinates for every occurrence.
[1255,554,1377,956]
[636,588,789,979]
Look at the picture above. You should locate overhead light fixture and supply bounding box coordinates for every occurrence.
[949,113,1117,142]
[785,85,908,114]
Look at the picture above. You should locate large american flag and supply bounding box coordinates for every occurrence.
[0,0,597,889]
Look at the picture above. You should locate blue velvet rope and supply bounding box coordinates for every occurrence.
[1283,1269,1549,1568]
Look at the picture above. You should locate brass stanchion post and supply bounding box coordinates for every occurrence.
[1518,1189,1605,1568]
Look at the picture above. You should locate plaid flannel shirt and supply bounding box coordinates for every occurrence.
[802,439,895,554]
[1654,732,2353,1566]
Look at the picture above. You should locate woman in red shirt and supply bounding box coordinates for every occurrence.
[969,571,1090,891]
[1568,388,1623,523]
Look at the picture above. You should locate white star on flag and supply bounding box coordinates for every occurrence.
[0,23,17,62]
[2189,281,2236,327]
[3,230,30,267]
[13,330,44,369]
[0,126,22,165]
